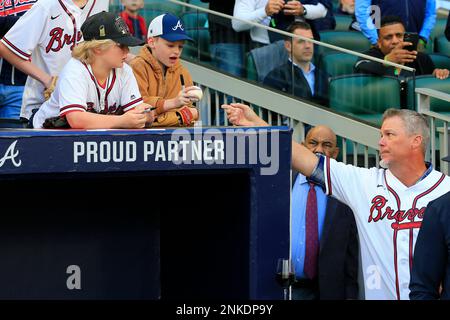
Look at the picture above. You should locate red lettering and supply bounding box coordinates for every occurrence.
[417,207,426,219]
[46,27,79,53]
[369,195,387,222]
[368,195,426,231]
[46,28,63,53]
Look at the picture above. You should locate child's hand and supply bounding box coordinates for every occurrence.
[121,108,147,128]
[175,87,194,107]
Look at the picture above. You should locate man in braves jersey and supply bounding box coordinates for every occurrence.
[32,11,153,129]
[222,103,450,300]
[0,0,108,122]
[0,0,37,120]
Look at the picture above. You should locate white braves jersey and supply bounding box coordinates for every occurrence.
[33,58,143,128]
[322,157,450,300]
[0,0,108,119]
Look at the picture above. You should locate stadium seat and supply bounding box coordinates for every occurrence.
[246,53,258,81]
[316,31,371,59]
[321,52,358,77]
[182,12,209,29]
[187,0,209,8]
[406,75,450,115]
[431,17,448,50]
[431,17,447,40]
[334,14,352,31]
[141,10,165,23]
[329,74,401,126]
[144,0,183,15]
[435,35,450,55]
[182,28,211,61]
[331,0,340,11]
[429,53,450,70]
[246,40,288,82]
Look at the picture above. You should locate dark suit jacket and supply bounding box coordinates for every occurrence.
[410,190,450,300]
[318,196,359,299]
[292,172,359,299]
[263,61,329,106]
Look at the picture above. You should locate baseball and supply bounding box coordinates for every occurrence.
[189,87,203,101]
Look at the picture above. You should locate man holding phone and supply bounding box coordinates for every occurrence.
[354,15,449,80]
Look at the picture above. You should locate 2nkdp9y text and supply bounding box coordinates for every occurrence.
[176,304,273,318]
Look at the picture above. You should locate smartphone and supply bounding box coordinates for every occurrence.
[403,32,419,51]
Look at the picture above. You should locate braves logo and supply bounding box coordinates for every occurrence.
[369,195,425,229]
[46,28,82,53]
[86,102,95,113]
[86,102,122,115]
[0,140,21,168]
[172,20,184,31]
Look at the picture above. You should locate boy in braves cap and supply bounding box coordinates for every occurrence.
[130,13,200,127]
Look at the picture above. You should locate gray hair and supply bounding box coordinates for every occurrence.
[382,108,430,154]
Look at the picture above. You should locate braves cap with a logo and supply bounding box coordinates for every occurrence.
[147,13,193,42]
[81,11,145,46]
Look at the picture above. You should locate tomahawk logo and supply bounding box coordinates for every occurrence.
[0,140,21,168]
[172,20,184,31]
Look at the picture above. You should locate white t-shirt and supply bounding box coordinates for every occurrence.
[33,58,143,129]
[232,0,271,44]
[1,0,109,119]
[322,157,450,300]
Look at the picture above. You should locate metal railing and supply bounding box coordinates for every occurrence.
[186,59,381,168]
[416,87,450,174]
[121,0,449,169]
[167,0,415,72]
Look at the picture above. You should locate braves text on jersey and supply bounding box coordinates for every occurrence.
[0,0,109,119]
[32,58,143,128]
[321,156,450,300]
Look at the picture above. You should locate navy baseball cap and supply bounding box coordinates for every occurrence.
[81,11,144,46]
[147,13,193,42]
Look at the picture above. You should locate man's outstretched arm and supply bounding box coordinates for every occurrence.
[222,103,319,176]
